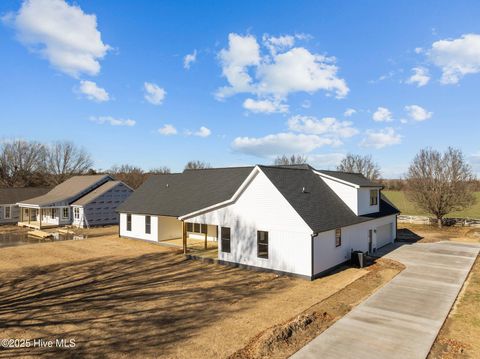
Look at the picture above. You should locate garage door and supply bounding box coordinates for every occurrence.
[377,223,393,248]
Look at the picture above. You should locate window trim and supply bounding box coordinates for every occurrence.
[4,205,12,219]
[73,207,80,220]
[62,207,69,219]
[221,227,231,253]
[370,189,379,206]
[145,215,151,234]
[335,228,342,247]
[257,230,269,259]
[126,214,132,231]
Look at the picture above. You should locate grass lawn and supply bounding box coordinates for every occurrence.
[383,191,480,218]
[0,232,400,358]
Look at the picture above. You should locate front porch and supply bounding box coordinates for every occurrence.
[17,221,58,230]
[17,207,66,230]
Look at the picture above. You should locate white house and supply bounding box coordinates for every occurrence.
[17,175,133,229]
[117,165,399,279]
[0,187,51,225]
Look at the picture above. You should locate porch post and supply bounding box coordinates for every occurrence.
[204,228,208,250]
[28,208,31,224]
[182,220,187,254]
[39,209,42,229]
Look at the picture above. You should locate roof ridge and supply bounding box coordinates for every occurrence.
[183,165,254,172]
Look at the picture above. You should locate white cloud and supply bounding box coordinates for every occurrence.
[158,124,177,136]
[144,82,166,105]
[406,67,430,87]
[429,33,480,84]
[194,126,211,137]
[183,49,197,69]
[287,115,358,138]
[89,116,135,127]
[372,107,393,122]
[232,133,337,157]
[243,98,288,114]
[344,108,356,117]
[360,127,401,149]
[414,47,423,54]
[4,0,110,77]
[308,153,345,169]
[78,80,109,102]
[262,34,295,54]
[404,105,432,121]
[216,33,348,102]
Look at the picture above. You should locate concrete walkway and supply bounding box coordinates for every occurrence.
[291,241,480,359]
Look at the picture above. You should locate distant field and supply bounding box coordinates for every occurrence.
[383,191,480,219]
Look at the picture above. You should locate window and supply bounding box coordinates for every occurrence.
[335,228,342,247]
[51,208,57,218]
[62,207,69,219]
[370,189,378,206]
[194,223,200,233]
[126,214,132,231]
[4,206,11,219]
[186,222,193,232]
[73,208,80,220]
[186,222,207,234]
[257,231,269,259]
[145,215,151,234]
[221,227,231,253]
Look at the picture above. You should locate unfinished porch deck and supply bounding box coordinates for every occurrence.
[17,221,58,230]
[159,237,218,259]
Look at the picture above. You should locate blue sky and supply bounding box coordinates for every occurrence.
[1,0,479,177]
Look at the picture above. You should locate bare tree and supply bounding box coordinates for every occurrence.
[45,141,93,184]
[337,154,381,181]
[0,140,47,187]
[273,154,308,166]
[184,160,211,170]
[149,166,171,174]
[405,147,476,227]
[109,164,146,189]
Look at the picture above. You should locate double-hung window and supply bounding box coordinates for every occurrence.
[370,189,378,206]
[145,215,151,234]
[257,231,269,259]
[126,214,132,231]
[221,227,231,253]
[335,228,342,247]
[62,207,69,219]
[4,206,11,219]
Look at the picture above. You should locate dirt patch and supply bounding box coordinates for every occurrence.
[0,235,381,358]
[229,258,405,359]
[397,224,480,244]
[429,257,480,359]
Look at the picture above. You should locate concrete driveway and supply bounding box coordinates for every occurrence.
[291,241,480,359]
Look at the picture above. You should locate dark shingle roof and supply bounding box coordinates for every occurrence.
[0,187,51,205]
[117,167,254,216]
[17,175,112,206]
[259,166,398,233]
[317,170,381,187]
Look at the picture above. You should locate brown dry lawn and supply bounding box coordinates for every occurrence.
[0,231,383,359]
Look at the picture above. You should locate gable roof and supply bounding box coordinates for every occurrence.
[259,166,398,233]
[17,175,112,206]
[116,167,254,216]
[316,170,381,187]
[0,187,51,205]
[71,181,131,206]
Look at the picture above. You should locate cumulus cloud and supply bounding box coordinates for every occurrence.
[360,127,401,149]
[193,126,211,137]
[78,80,109,102]
[404,105,432,121]
[3,0,110,77]
[89,116,135,126]
[183,49,197,69]
[406,67,430,87]
[287,115,358,138]
[429,33,480,84]
[158,124,177,136]
[232,133,337,157]
[216,33,348,105]
[372,107,393,122]
[144,82,166,105]
[243,98,288,114]
[344,108,356,117]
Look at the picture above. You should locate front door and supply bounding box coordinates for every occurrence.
[368,229,373,253]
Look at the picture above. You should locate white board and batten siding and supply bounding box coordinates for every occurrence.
[320,176,380,215]
[185,170,313,277]
[313,215,397,275]
[120,213,159,242]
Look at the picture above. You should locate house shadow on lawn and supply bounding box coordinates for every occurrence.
[0,251,288,358]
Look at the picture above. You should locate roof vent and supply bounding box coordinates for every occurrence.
[166,184,169,188]
[302,186,308,193]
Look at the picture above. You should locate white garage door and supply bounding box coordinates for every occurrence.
[377,223,393,248]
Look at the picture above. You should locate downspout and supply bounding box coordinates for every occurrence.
[311,232,318,281]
